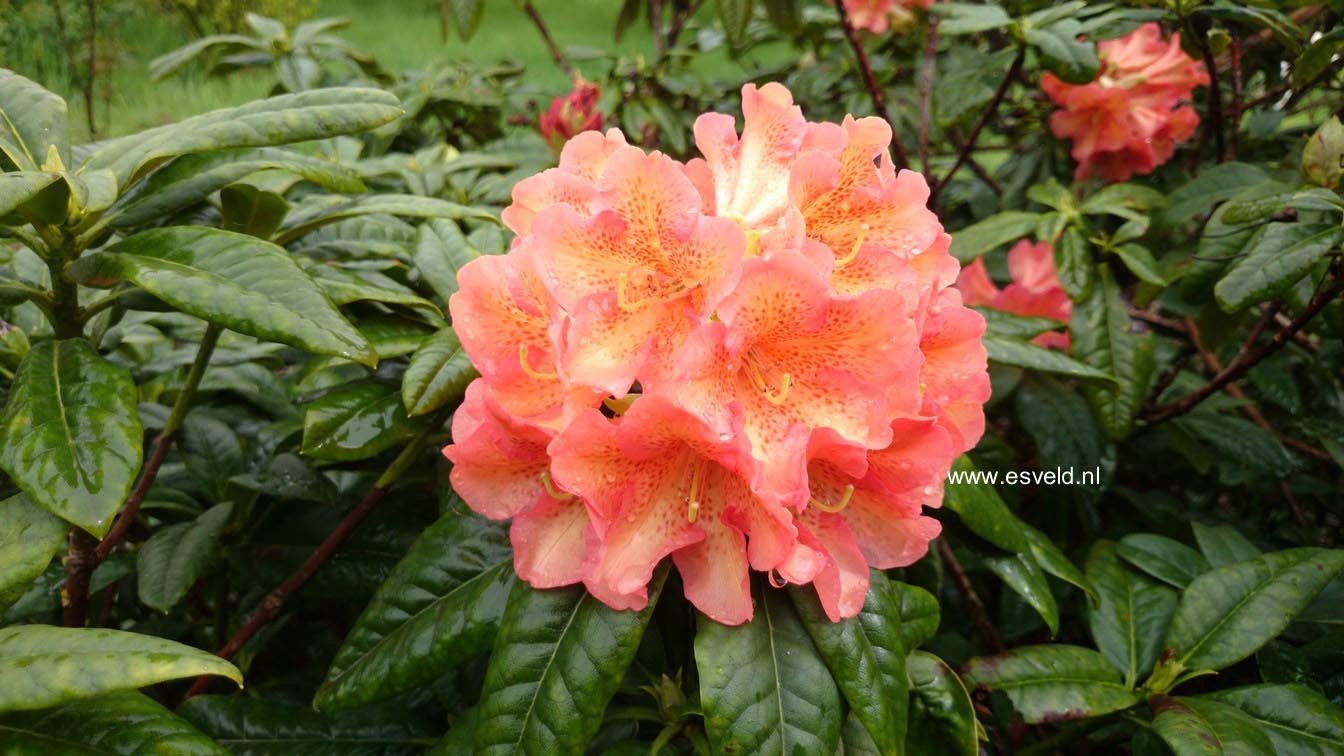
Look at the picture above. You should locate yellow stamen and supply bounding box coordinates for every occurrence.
[744,229,762,258]
[602,395,638,416]
[835,224,869,267]
[811,484,855,513]
[686,499,700,523]
[745,356,793,405]
[685,459,707,523]
[617,270,691,312]
[540,471,574,501]
[518,344,557,380]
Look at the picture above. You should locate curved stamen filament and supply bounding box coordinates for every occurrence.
[685,459,707,523]
[745,355,792,405]
[617,270,691,312]
[540,471,575,501]
[835,223,869,268]
[518,344,558,380]
[811,484,855,513]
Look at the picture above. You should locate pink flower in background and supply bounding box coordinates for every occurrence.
[446,83,989,625]
[957,239,1071,349]
[1042,23,1208,182]
[831,0,934,34]
[539,80,604,154]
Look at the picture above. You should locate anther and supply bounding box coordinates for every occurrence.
[686,499,700,523]
[518,344,557,380]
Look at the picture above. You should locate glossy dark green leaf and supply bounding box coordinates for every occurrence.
[1054,226,1093,300]
[1078,183,1167,220]
[1150,695,1276,756]
[472,572,665,755]
[219,184,289,239]
[931,2,1012,35]
[301,383,425,462]
[179,695,438,755]
[413,219,480,302]
[949,211,1043,262]
[1205,684,1344,756]
[1294,27,1344,88]
[1023,524,1096,602]
[987,550,1060,636]
[299,259,442,327]
[0,339,143,537]
[136,503,234,613]
[1198,1,1303,53]
[276,194,497,245]
[0,625,241,712]
[1114,244,1167,285]
[906,651,977,756]
[698,581,842,755]
[1164,548,1344,672]
[1117,534,1211,589]
[1191,522,1261,568]
[714,0,754,50]
[943,456,1028,553]
[0,172,62,220]
[356,315,436,360]
[1173,413,1298,478]
[0,691,227,755]
[1069,265,1155,440]
[402,327,477,416]
[0,494,66,608]
[0,70,68,170]
[317,513,512,711]
[977,309,1066,341]
[1086,541,1177,686]
[892,581,940,650]
[1159,162,1270,228]
[1024,23,1099,85]
[69,227,375,366]
[983,335,1113,381]
[1215,224,1341,312]
[107,147,364,228]
[1013,376,1109,491]
[790,571,907,755]
[963,645,1142,724]
[80,88,402,188]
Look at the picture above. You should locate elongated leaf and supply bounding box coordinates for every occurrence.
[1117,534,1210,589]
[1205,684,1344,756]
[892,581,940,650]
[1023,525,1096,602]
[276,194,497,245]
[950,211,1043,262]
[107,148,364,228]
[791,572,907,755]
[80,88,402,188]
[1151,695,1276,756]
[1086,541,1177,686]
[1054,227,1093,299]
[447,0,486,40]
[1024,24,1099,85]
[1114,244,1167,285]
[413,218,480,301]
[0,172,62,219]
[1160,162,1271,228]
[987,551,1060,636]
[983,335,1113,381]
[943,456,1028,552]
[1215,224,1341,312]
[0,625,240,712]
[0,70,68,170]
[136,503,234,613]
[302,383,425,462]
[472,573,665,754]
[402,327,477,416]
[1079,183,1167,220]
[0,339,143,537]
[1164,548,1344,672]
[299,260,441,326]
[963,645,1143,724]
[1294,27,1344,88]
[70,227,374,366]
[0,691,227,755]
[715,0,754,50]
[1069,265,1154,439]
[0,494,66,608]
[1191,522,1261,568]
[977,309,1066,341]
[179,695,438,756]
[931,2,1013,35]
[698,581,842,755]
[317,512,512,711]
[906,651,977,756]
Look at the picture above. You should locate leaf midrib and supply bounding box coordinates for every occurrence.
[1175,553,1319,665]
[508,592,586,752]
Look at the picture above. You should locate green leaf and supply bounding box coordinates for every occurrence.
[1198,1,1303,54]
[949,211,1043,263]
[106,147,364,229]
[943,456,1028,553]
[136,503,234,613]
[316,512,513,711]
[714,0,754,50]
[0,494,66,608]
[977,309,1066,341]
[983,335,1113,381]
[931,2,1013,35]
[1294,27,1344,89]
[1013,376,1108,492]
[1214,224,1342,312]
[70,227,375,366]
[219,184,289,239]
[698,580,842,755]
[1160,162,1270,229]
[1150,695,1276,756]
[1086,541,1177,686]
[906,651,977,756]
[413,218,480,302]
[1164,548,1344,672]
[1117,534,1211,590]
[472,573,665,755]
[963,645,1143,724]
[447,0,486,40]
[1023,524,1096,602]
[148,34,262,81]
[0,172,62,220]
[402,327,477,416]
[1024,24,1100,85]
[1205,684,1344,756]
[1069,265,1155,440]
[297,258,442,327]
[1079,183,1168,220]
[179,695,439,755]
[0,691,228,755]
[0,625,241,712]
[1191,522,1261,568]
[892,581,940,650]
[79,88,402,189]
[986,551,1060,636]
[0,339,143,537]
[790,572,907,755]
[301,383,425,462]
[1114,244,1168,286]
[0,70,68,170]
[1054,226,1093,299]
[275,194,497,245]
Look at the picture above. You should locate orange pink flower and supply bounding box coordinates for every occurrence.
[956,239,1071,350]
[445,83,989,624]
[1042,23,1209,182]
[830,0,934,34]
[539,80,604,155]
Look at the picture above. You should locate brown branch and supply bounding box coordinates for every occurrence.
[522,0,575,79]
[834,0,910,170]
[937,538,1004,653]
[1129,307,1188,335]
[1144,273,1344,423]
[946,131,1001,193]
[1145,344,1196,412]
[62,529,98,627]
[917,16,939,181]
[1192,20,1225,164]
[931,50,1023,204]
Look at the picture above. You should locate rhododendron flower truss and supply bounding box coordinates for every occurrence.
[1043,23,1209,182]
[957,239,1072,350]
[443,82,990,625]
[828,0,934,34]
